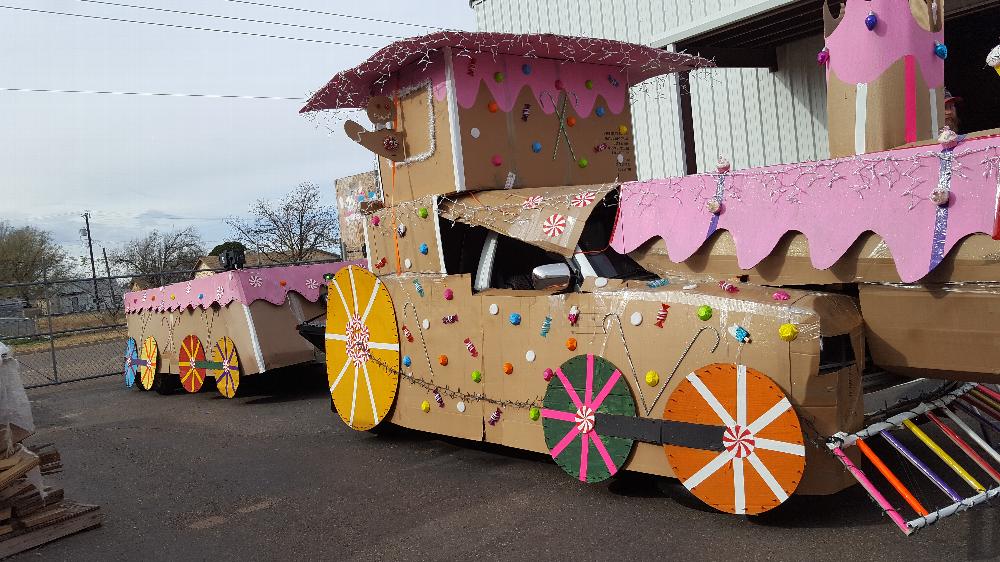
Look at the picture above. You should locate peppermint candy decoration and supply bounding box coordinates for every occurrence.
[523,195,544,210]
[216,286,225,300]
[722,424,756,458]
[185,282,192,294]
[571,191,597,208]
[542,213,567,237]
[248,274,263,288]
[574,405,595,434]
[305,278,319,290]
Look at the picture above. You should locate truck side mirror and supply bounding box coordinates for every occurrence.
[532,263,572,291]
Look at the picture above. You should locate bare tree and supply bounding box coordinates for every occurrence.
[111,227,205,287]
[227,182,340,263]
[0,221,70,303]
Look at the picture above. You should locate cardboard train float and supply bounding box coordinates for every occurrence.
[123,0,1000,534]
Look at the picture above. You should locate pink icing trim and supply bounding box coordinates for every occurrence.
[825,0,943,88]
[610,136,1000,283]
[905,55,918,143]
[123,261,364,314]
[450,52,628,116]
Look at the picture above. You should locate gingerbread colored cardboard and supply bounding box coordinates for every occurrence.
[335,171,380,261]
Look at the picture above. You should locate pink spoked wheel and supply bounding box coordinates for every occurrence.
[540,354,636,483]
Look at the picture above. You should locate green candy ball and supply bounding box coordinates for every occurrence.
[584,79,594,89]
[418,207,429,219]
[471,370,483,383]
[529,407,541,421]
[697,305,713,321]
[494,71,505,83]
[578,158,589,168]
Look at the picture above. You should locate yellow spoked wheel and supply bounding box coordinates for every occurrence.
[210,336,241,399]
[138,336,159,391]
[325,265,400,431]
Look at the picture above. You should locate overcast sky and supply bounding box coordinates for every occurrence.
[0,0,475,267]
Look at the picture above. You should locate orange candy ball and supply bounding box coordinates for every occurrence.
[438,354,449,366]
[503,362,514,375]
[566,338,577,351]
[566,116,577,127]
[487,101,499,113]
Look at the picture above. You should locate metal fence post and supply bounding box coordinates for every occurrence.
[42,269,58,383]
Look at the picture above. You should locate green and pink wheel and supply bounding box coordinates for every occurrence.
[541,354,636,483]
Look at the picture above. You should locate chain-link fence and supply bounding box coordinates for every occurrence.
[0,273,127,388]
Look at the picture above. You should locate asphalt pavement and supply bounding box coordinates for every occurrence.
[13,370,1000,561]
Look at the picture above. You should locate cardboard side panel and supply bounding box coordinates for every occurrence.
[247,295,324,372]
[631,232,1000,286]
[860,283,1000,382]
[365,196,445,275]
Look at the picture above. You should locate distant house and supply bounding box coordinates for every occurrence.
[192,250,341,279]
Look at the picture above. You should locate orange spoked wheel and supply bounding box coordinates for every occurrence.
[663,363,806,515]
[325,265,400,431]
[138,336,159,391]
[210,336,240,399]
[177,335,208,393]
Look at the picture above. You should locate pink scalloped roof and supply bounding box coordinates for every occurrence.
[610,135,1000,283]
[123,261,364,314]
[301,31,712,112]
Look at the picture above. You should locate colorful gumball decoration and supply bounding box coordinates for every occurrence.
[503,362,513,375]
[566,337,577,351]
[443,288,454,300]
[509,313,521,326]
[438,354,449,366]
[864,11,877,31]
[697,305,713,321]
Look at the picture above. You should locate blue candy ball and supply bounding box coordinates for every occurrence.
[419,243,429,255]
[934,42,948,60]
[531,141,542,153]
[595,106,606,117]
[509,313,521,326]
[403,355,412,367]
[864,12,877,31]
[521,64,532,75]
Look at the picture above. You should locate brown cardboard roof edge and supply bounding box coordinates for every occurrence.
[438,183,617,257]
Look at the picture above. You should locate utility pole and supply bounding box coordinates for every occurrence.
[82,212,100,311]
[102,247,115,311]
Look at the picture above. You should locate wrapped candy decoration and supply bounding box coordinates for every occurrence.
[488,408,502,426]
[442,314,459,324]
[716,156,731,174]
[464,338,478,357]
[540,316,552,337]
[719,279,739,293]
[568,305,580,326]
[654,304,670,328]
[433,388,445,408]
[647,278,669,288]
[382,135,399,151]
[412,279,424,297]
[401,325,414,342]
[772,290,791,301]
[729,325,751,344]
[989,44,1000,77]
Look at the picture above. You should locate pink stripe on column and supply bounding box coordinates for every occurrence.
[590,432,619,476]
[555,368,584,410]
[550,426,580,459]
[904,55,917,144]
[590,370,622,410]
[579,432,590,482]
[541,408,577,422]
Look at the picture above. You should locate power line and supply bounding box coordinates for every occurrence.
[0,5,380,48]
[75,0,405,40]
[0,87,305,101]
[222,0,445,31]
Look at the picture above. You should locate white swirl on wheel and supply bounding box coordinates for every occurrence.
[574,405,595,434]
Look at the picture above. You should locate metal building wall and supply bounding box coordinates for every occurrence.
[471,0,829,177]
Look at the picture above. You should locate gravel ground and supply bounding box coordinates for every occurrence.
[12,370,1000,561]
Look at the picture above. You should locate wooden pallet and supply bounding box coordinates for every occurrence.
[0,501,102,558]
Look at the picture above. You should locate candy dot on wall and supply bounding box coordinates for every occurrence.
[529,407,541,421]
[595,106,606,117]
[404,258,412,269]
[934,41,948,60]
[470,127,481,139]
[645,370,659,386]
[779,323,799,342]
[525,350,536,362]
[594,277,608,288]
[584,79,594,89]
[566,337,577,351]
[616,153,624,164]
[521,63,532,75]
[403,355,412,367]
[630,311,642,326]
[531,141,542,153]
[619,125,629,135]
[578,158,589,168]
[487,101,499,113]
[491,154,503,167]
[542,368,554,381]
[419,243,429,255]
[489,303,499,315]
[422,318,430,330]
[697,305,713,321]
[443,288,454,300]
[554,79,564,90]
[421,400,431,413]
[493,71,505,83]
[864,10,877,31]
[418,207,429,219]
[371,215,380,226]
[471,370,482,383]
[438,354,449,366]
[503,362,513,375]
[509,313,521,325]
[456,401,466,413]
[566,116,577,127]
